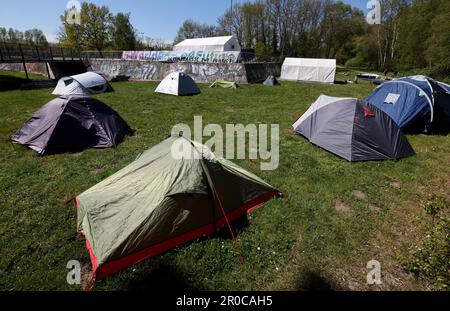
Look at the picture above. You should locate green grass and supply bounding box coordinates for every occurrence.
[0,76,449,291]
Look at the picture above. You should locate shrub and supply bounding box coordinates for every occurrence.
[403,195,450,290]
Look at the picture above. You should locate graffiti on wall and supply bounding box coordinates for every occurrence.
[122,50,241,63]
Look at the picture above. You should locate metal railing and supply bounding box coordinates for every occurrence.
[0,42,84,63]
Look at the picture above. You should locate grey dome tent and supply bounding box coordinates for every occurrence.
[155,72,200,96]
[52,72,114,96]
[11,96,132,155]
[263,76,279,86]
[75,135,280,279]
[293,95,415,162]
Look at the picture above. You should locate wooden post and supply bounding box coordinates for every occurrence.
[61,47,65,60]
[18,44,29,80]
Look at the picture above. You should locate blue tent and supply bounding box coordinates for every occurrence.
[364,75,450,132]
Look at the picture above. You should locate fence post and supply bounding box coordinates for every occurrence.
[5,43,11,60]
[18,44,29,80]
[36,45,41,62]
[61,47,65,60]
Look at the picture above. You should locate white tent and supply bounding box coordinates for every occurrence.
[52,72,114,96]
[280,58,336,84]
[155,72,201,96]
[173,36,241,52]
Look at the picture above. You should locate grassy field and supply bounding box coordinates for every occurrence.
[0,71,449,291]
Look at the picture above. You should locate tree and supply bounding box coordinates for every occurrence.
[0,27,7,41]
[319,1,365,63]
[111,13,137,50]
[174,19,220,43]
[425,0,450,68]
[7,28,23,42]
[0,27,48,45]
[24,28,48,45]
[372,0,410,70]
[59,2,112,54]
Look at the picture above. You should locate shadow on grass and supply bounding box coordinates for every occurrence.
[121,262,198,291]
[216,214,250,240]
[97,214,250,291]
[0,74,30,91]
[295,270,344,291]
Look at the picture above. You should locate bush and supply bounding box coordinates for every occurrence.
[403,196,450,290]
[429,61,450,83]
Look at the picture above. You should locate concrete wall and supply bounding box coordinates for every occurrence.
[0,60,87,79]
[0,62,49,77]
[88,59,281,84]
[1,59,282,84]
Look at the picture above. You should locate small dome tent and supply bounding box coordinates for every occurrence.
[11,96,132,155]
[280,58,336,84]
[52,72,114,96]
[155,72,200,96]
[173,35,241,52]
[293,95,415,162]
[263,76,279,86]
[209,79,238,89]
[76,135,280,279]
[364,75,450,132]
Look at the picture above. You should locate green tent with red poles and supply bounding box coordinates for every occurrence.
[75,134,280,282]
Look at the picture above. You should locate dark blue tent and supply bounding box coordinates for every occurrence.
[364,75,450,132]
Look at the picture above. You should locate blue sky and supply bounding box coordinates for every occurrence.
[0,0,369,43]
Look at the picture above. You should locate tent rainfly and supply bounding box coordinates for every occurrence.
[292,95,415,162]
[364,75,450,132]
[173,35,241,52]
[76,135,280,279]
[209,79,238,89]
[52,72,114,96]
[155,72,200,96]
[11,96,132,155]
[280,58,336,84]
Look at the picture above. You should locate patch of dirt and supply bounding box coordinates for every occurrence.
[389,181,402,189]
[225,108,238,113]
[352,190,367,200]
[347,279,360,290]
[368,204,382,213]
[143,108,153,114]
[90,164,105,174]
[333,200,352,213]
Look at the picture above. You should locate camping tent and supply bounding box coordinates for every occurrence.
[52,72,114,96]
[280,58,336,84]
[364,75,450,132]
[263,76,279,86]
[155,72,200,96]
[76,135,280,279]
[292,95,415,161]
[209,79,238,89]
[173,35,241,52]
[11,96,132,155]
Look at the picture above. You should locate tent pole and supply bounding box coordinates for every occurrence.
[183,135,244,262]
[200,159,244,263]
